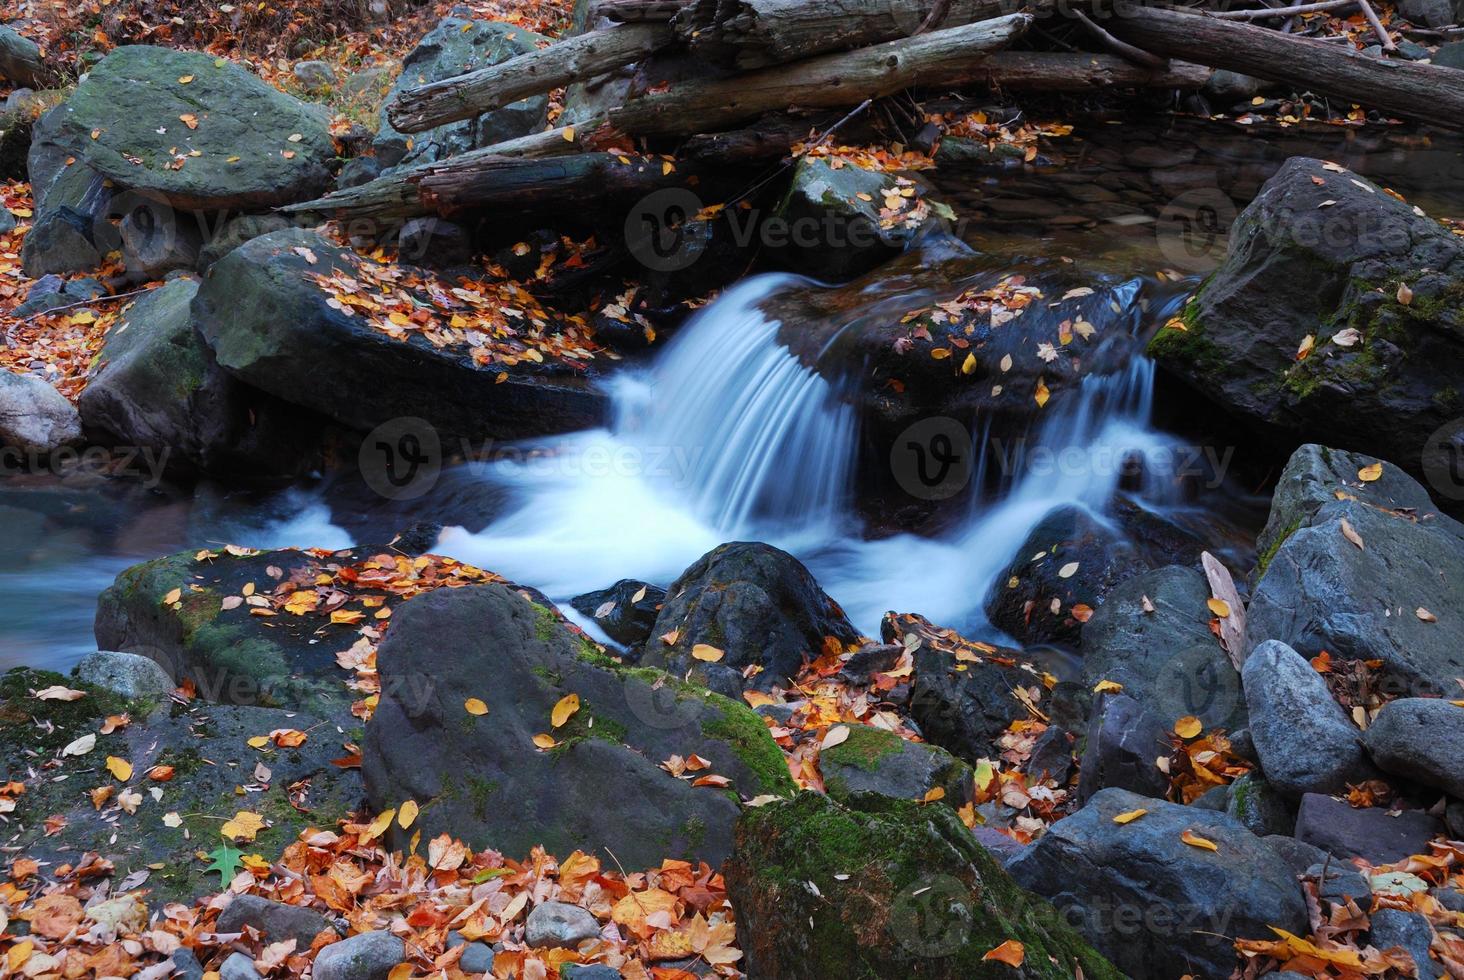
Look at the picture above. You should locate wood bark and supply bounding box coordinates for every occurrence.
[975,51,1211,90]
[593,0,691,21]
[1109,6,1464,131]
[672,0,1048,69]
[387,24,673,134]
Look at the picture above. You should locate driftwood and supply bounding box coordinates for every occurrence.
[388,24,673,134]
[1110,6,1464,131]
[671,0,1044,69]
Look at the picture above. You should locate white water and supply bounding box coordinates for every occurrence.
[439,272,1179,638]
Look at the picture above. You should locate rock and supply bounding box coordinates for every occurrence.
[1436,887,1464,912]
[1081,565,1246,730]
[1246,445,1464,696]
[0,371,81,455]
[1242,639,1369,798]
[293,59,337,91]
[397,216,474,268]
[571,579,666,649]
[724,791,1122,980]
[73,650,176,699]
[1434,41,1464,69]
[1368,909,1443,979]
[560,966,623,980]
[1306,862,1372,909]
[641,542,859,697]
[1008,788,1308,979]
[1294,794,1443,864]
[524,901,600,949]
[1148,159,1464,488]
[193,228,606,440]
[13,273,105,316]
[987,505,1147,648]
[820,725,974,808]
[1203,69,1261,103]
[217,895,336,948]
[219,952,262,980]
[375,18,549,168]
[1076,694,1171,804]
[934,135,1028,169]
[0,26,46,88]
[1449,798,1464,837]
[1397,0,1456,26]
[446,932,495,973]
[0,208,13,235]
[362,583,795,868]
[337,156,381,190]
[168,947,206,980]
[1266,834,1329,876]
[1224,773,1296,838]
[117,199,203,279]
[1363,698,1464,797]
[76,277,320,478]
[0,106,33,181]
[313,931,405,980]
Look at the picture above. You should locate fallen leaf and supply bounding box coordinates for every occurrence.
[551,693,581,728]
[1174,716,1203,739]
[1180,829,1218,851]
[982,939,1025,967]
[464,697,489,716]
[105,756,133,782]
[1113,808,1147,824]
[220,810,266,842]
[1206,597,1230,618]
[35,686,86,702]
[691,643,725,663]
[1358,462,1383,482]
[1340,519,1364,550]
[1417,607,1437,623]
[398,799,419,829]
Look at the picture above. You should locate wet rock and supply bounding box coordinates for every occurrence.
[293,60,337,91]
[363,583,794,868]
[217,895,337,948]
[1242,639,1369,798]
[934,136,1028,169]
[74,650,176,699]
[987,505,1147,648]
[1076,693,1171,804]
[1081,565,1245,730]
[0,371,81,455]
[194,229,606,440]
[1224,773,1295,838]
[313,931,405,980]
[1363,697,1464,797]
[1008,788,1308,979]
[525,901,600,949]
[337,156,381,190]
[1203,69,1261,104]
[13,273,105,316]
[375,18,549,168]
[642,542,859,696]
[725,791,1122,980]
[1148,158,1464,488]
[1294,794,1443,864]
[571,579,666,649]
[1307,863,1372,909]
[1246,446,1464,696]
[219,952,262,980]
[1368,909,1443,979]
[820,725,974,808]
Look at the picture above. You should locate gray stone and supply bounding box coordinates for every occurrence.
[1369,908,1442,979]
[14,274,105,316]
[1434,42,1464,69]
[1265,834,1329,876]
[1436,887,1464,912]
[1225,773,1296,837]
[0,371,81,455]
[219,952,262,980]
[217,894,336,948]
[313,932,404,980]
[1007,788,1307,979]
[337,157,381,190]
[74,650,175,698]
[1294,794,1443,864]
[1203,69,1261,103]
[560,966,623,980]
[0,208,13,235]
[0,26,46,88]
[1363,698,1464,797]
[117,199,202,279]
[167,947,205,980]
[819,724,973,808]
[293,60,337,91]
[446,931,494,973]
[1242,639,1369,798]
[397,216,474,268]
[1247,446,1464,697]
[525,901,600,949]
[1076,693,1171,804]
[1397,0,1456,26]
[1305,863,1372,909]
[571,579,667,649]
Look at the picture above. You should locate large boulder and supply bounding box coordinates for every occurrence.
[641,542,861,696]
[1147,157,1464,484]
[1241,639,1370,798]
[375,18,549,168]
[77,277,320,478]
[1081,565,1245,731]
[193,229,607,440]
[1007,788,1308,978]
[362,583,796,869]
[1075,693,1171,804]
[724,791,1122,980]
[24,46,333,275]
[0,370,81,455]
[1363,698,1464,798]
[1246,445,1464,696]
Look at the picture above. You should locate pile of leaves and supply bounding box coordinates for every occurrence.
[933,110,1075,160]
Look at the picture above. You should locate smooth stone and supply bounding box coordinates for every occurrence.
[1294,794,1443,864]
[217,894,336,948]
[1363,698,1464,797]
[74,650,175,699]
[525,901,600,949]
[1368,908,1442,979]
[219,953,262,980]
[313,931,405,980]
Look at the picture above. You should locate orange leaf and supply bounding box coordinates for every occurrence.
[982,939,1025,967]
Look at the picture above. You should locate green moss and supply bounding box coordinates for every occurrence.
[681,815,707,852]
[1146,299,1228,377]
[1256,515,1302,578]
[532,603,560,642]
[701,704,797,799]
[0,667,134,755]
[821,726,903,773]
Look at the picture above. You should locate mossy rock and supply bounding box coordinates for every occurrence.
[820,725,974,809]
[724,791,1122,979]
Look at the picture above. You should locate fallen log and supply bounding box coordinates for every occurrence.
[594,0,692,21]
[672,0,1045,69]
[1108,6,1464,131]
[388,23,673,134]
[975,51,1211,91]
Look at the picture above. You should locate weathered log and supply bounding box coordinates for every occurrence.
[388,24,673,134]
[1109,6,1464,130]
[594,0,692,21]
[975,51,1211,91]
[672,0,1044,69]
[418,152,684,215]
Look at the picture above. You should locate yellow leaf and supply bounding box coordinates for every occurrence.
[1174,716,1203,739]
[105,756,133,782]
[1180,829,1218,851]
[179,113,199,130]
[1206,597,1230,618]
[743,691,776,708]
[1034,378,1050,408]
[563,126,576,142]
[1112,808,1147,825]
[691,643,725,662]
[982,939,1025,967]
[398,800,419,829]
[178,74,194,84]
[362,808,396,842]
[330,609,365,625]
[247,735,271,750]
[464,697,489,716]
[388,965,414,980]
[961,352,977,375]
[551,692,580,728]
[163,588,182,605]
[1092,679,1123,694]
[532,733,558,749]
[922,786,946,803]
[220,810,266,842]
[1357,462,1383,482]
